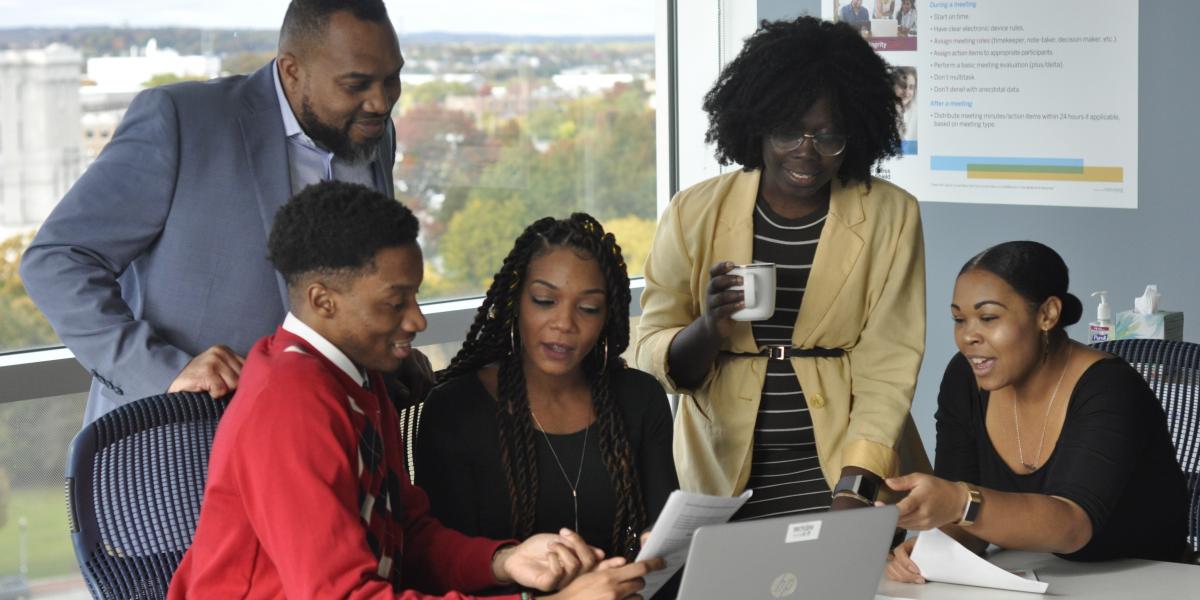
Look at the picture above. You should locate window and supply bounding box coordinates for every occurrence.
[0,1,658,353]
[394,17,657,302]
[1,1,661,592]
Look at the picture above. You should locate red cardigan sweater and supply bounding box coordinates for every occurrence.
[168,327,519,599]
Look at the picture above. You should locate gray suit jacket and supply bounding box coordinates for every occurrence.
[20,62,396,424]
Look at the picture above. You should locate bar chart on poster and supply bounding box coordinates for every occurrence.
[755,1,1140,208]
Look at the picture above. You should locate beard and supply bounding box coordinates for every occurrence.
[298,97,383,164]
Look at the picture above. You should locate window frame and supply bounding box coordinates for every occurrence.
[0,283,646,404]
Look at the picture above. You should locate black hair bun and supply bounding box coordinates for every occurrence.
[1059,292,1084,327]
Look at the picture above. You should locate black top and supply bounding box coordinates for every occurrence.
[935,354,1188,562]
[414,367,678,556]
[735,196,832,520]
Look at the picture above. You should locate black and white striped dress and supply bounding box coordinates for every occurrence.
[732,195,832,521]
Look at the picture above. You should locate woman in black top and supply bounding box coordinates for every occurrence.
[885,241,1188,584]
[415,214,677,567]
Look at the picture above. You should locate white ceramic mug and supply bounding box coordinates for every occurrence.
[729,262,776,321]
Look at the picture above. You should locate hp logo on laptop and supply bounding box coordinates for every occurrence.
[770,572,798,598]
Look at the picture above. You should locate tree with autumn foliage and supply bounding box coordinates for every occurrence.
[0,231,58,352]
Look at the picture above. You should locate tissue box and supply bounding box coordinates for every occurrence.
[1113,310,1184,341]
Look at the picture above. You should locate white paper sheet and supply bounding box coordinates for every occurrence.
[910,528,1049,594]
[634,489,753,598]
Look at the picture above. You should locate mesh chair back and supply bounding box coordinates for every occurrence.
[1092,339,1200,552]
[64,392,228,600]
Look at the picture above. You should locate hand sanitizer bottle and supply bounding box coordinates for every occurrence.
[1089,291,1114,342]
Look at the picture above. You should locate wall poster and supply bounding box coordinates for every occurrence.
[759,1,1139,208]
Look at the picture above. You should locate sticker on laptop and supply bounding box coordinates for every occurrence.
[784,519,822,543]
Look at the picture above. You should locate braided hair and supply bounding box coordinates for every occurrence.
[439,212,645,559]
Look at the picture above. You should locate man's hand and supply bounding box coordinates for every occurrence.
[541,556,666,600]
[167,345,244,398]
[493,529,604,591]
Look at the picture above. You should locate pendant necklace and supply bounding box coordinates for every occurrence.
[531,410,589,532]
[1012,344,1071,472]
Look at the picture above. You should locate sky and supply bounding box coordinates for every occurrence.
[0,0,655,35]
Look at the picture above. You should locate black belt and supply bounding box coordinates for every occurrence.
[723,345,846,361]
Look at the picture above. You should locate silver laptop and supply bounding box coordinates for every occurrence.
[676,505,899,600]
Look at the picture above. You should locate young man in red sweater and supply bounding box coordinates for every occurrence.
[168,181,660,599]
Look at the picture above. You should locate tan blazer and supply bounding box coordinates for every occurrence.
[635,170,930,496]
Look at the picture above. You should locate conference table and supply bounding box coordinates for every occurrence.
[876,550,1200,599]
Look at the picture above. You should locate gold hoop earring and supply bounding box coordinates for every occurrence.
[1041,329,1051,360]
[510,320,519,355]
[599,337,609,371]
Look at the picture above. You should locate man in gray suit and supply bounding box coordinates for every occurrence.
[21,0,420,424]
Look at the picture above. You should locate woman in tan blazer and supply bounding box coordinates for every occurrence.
[635,16,929,519]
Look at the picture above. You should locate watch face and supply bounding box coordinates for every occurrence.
[835,474,878,501]
[966,499,982,521]
[961,488,983,525]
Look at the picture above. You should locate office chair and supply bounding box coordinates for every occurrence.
[64,391,228,600]
[1092,339,1200,553]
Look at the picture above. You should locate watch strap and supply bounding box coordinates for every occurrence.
[833,473,879,502]
[956,482,983,526]
[832,490,872,505]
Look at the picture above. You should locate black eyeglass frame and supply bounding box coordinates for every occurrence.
[766,132,848,157]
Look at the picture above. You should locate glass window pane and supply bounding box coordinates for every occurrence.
[0,394,87,596]
[1,1,657,354]
[395,16,656,302]
[1,4,658,595]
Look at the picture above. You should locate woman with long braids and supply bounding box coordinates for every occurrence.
[415,213,677,591]
[636,16,929,522]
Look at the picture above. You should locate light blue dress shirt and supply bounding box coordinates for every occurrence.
[272,60,380,195]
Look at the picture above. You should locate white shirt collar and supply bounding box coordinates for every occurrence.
[282,312,368,387]
[272,59,314,142]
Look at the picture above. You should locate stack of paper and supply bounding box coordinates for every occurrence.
[633,489,753,598]
[910,528,1049,593]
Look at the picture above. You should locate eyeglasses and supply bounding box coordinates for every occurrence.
[767,132,848,157]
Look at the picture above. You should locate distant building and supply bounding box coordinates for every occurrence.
[0,44,84,232]
[552,68,636,96]
[86,38,220,92]
[80,39,221,169]
[80,89,137,165]
[400,73,480,87]
[444,84,534,126]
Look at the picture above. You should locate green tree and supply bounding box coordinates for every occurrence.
[393,104,491,260]
[142,72,208,88]
[601,214,656,279]
[438,196,532,294]
[400,80,477,109]
[394,105,487,203]
[0,231,57,352]
[222,51,276,76]
[413,77,657,296]
[0,463,9,529]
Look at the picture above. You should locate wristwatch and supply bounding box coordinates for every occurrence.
[957,482,984,526]
[832,474,879,504]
